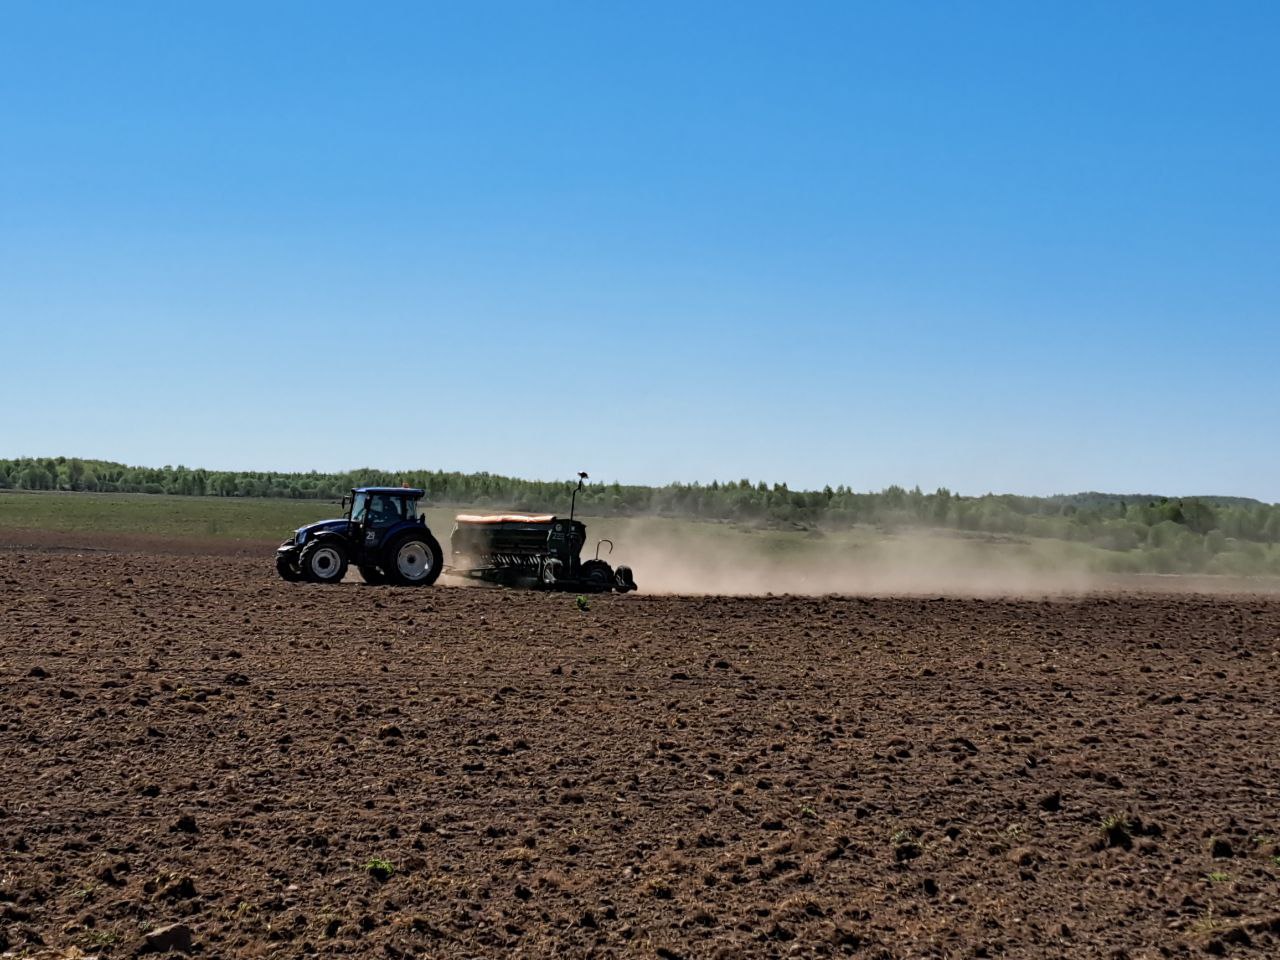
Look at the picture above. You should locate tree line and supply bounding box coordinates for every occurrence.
[3,456,1279,572]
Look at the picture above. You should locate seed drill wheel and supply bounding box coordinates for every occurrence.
[540,558,562,588]
[579,559,614,591]
[385,532,444,587]
[300,540,348,583]
[615,564,637,593]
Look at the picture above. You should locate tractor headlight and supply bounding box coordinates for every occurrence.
[296,529,307,545]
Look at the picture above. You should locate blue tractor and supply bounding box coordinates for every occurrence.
[275,486,444,586]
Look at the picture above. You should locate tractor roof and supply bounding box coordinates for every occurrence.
[353,486,424,498]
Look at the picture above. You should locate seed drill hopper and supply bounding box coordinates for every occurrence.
[447,474,637,593]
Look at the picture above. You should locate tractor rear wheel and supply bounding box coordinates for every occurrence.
[385,532,443,586]
[358,564,388,585]
[300,540,349,584]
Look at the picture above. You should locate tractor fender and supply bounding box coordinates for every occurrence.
[305,529,351,548]
[373,518,435,548]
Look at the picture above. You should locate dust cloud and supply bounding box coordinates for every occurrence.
[432,511,1280,598]
[603,523,1100,597]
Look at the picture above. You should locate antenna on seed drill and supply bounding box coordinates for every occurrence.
[570,471,588,523]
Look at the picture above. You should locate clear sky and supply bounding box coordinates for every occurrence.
[2,2,1277,500]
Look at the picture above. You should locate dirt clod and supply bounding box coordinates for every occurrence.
[141,921,192,954]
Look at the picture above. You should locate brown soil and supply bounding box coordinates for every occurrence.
[2,546,1279,959]
[0,528,276,558]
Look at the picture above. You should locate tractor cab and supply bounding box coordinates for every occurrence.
[347,487,421,529]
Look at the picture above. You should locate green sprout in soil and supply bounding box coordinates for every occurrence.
[365,857,395,882]
[1205,872,1230,883]
[576,595,590,612]
[1190,906,1223,936]
[77,931,118,948]
[891,829,923,861]
[1099,815,1132,849]
[642,877,673,899]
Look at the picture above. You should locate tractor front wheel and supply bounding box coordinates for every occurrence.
[276,552,303,582]
[300,540,349,584]
[385,532,443,587]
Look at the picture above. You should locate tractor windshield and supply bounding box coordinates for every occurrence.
[349,492,370,523]
[350,492,418,524]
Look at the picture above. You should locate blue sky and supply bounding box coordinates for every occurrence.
[2,2,1277,499]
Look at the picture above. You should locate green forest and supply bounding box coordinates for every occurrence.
[3,456,1279,575]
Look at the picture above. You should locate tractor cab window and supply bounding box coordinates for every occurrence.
[350,492,370,523]
[368,495,403,525]
[350,491,415,525]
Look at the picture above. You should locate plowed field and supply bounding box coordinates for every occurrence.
[2,547,1279,958]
